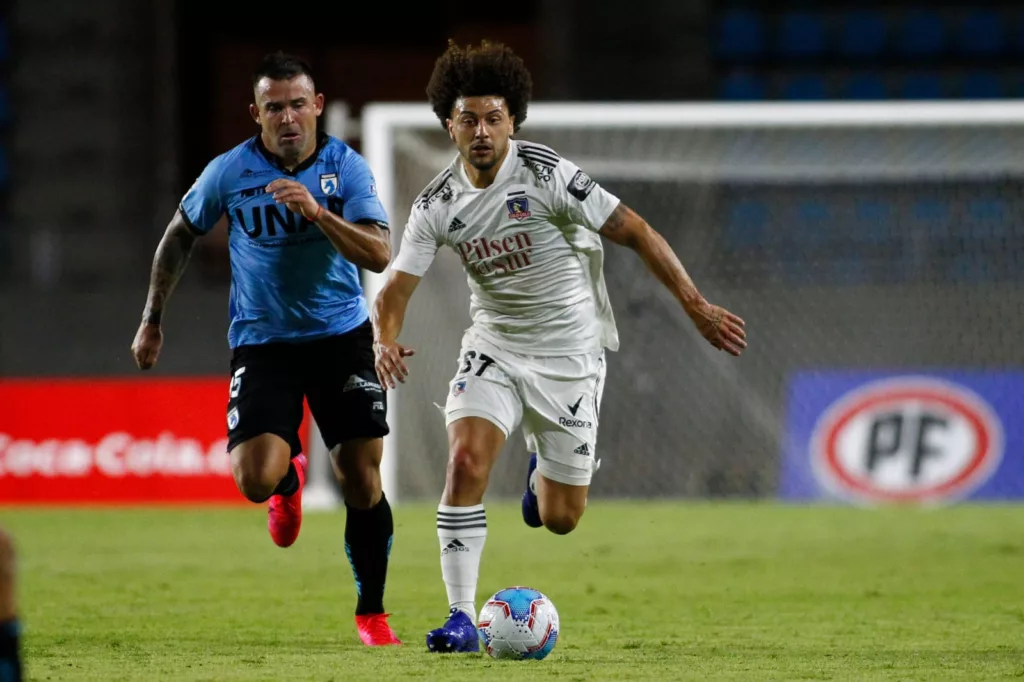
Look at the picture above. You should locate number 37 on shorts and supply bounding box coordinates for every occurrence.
[443,336,607,482]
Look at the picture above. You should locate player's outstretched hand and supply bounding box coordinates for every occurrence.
[375,341,416,391]
[266,179,320,220]
[690,302,747,356]
[131,322,163,370]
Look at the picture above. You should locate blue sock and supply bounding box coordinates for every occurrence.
[0,619,21,682]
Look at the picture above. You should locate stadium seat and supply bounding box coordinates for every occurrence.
[897,10,945,57]
[777,11,826,59]
[855,199,892,244]
[839,10,887,58]
[725,200,768,248]
[967,198,1007,239]
[795,200,830,246]
[843,73,887,100]
[913,199,949,237]
[960,71,1003,99]
[956,10,1003,57]
[900,73,944,99]
[720,71,766,100]
[781,74,828,100]
[716,9,765,60]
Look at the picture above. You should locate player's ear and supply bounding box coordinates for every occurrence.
[249,103,260,125]
[446,119,455,142]
[314,93,325,115]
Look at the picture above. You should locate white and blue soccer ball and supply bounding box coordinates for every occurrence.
[477,586,559,660]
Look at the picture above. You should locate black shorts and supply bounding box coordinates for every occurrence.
[225,320,388,456]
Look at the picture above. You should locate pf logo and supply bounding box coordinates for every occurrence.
[810,377,1003,505]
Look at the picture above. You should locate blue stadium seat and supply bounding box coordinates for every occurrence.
[781,74,828,100]
[717,10,765,60]
[967,198,1008,239]
[725,200,767,249]
[839,11,887,58]
[720,71,766,100]
[897,10,945,57]
[855,200,892,244]
[957,10,1003,57]
[900,73,944,99]
[913,199,949,237]
[777,11,826,58]
[795,200,830,246]
[843,73,887,100]
[961,71,1003,99]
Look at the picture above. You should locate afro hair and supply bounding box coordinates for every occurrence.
[425,39,533,133]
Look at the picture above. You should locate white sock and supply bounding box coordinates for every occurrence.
[437,503,487,622]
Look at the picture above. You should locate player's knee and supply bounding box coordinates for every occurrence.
[335,457,381,508]
[0,528,14,576]
[231,444,289,502]
[446,444,489,491]
[541,508,582,535]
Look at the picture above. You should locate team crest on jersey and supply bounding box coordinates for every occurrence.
[506,191,532,221]
[320,173,338,195]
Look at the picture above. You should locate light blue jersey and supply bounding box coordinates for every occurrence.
[180,132,389,348]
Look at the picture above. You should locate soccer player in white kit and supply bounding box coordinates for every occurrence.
[372,40,747,654]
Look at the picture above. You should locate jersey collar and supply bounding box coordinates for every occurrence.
[255,130,329,175]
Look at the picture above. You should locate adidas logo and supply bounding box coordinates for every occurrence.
[573,443,591,456]
[441,539,469,555]
[448,217,466,233]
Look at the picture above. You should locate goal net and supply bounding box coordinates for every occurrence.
[323,101,1024,505]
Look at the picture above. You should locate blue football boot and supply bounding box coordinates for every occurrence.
[426,607,479,653]
[521,453,543,528]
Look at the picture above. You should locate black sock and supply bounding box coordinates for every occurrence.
[0,619,22,682]
[345,493,394,616]
[272,461,299,497]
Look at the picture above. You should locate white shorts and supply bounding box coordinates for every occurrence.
[444,330,606,486]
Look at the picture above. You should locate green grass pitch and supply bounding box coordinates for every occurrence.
[3,501,1023,680]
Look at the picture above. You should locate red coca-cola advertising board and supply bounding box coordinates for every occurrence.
[0,378,309,505]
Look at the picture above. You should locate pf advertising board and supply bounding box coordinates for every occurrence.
[780,372,1020,505]
[0,378,309,505]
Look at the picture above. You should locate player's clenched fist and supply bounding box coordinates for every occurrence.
[131,322,163,370]
[267,178,321,220]
[690,301,747,357]
[374,340,416,391]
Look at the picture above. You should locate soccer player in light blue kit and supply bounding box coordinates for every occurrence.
[131,52,402,646]
[0,526,21,681]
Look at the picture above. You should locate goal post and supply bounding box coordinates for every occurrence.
[331,100,1024,507]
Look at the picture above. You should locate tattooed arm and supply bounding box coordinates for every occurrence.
[131,210,201,369]
[598,203,747,356]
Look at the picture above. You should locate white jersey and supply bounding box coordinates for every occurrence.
[392,138,621,356]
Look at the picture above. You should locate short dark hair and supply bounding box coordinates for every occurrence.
[425,39,533,133]
[251,51,315,89]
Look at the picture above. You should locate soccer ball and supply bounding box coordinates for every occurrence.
[477,586,559,660]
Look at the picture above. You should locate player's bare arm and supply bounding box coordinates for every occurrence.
[599,202,747,356]
[371,270,421,390]
[267,178,390,272]
[131,209,200,370]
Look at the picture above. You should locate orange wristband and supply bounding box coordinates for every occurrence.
[311,204,323,222]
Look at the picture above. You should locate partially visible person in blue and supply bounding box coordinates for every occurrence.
[131,51,403,647]
[0,526,21,681]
